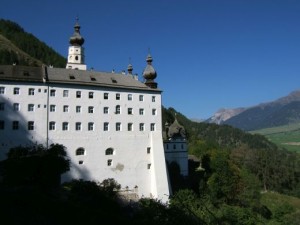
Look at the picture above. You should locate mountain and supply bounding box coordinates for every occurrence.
[0,19,66,67]
[207,90,300,131]
[206,107,246,124]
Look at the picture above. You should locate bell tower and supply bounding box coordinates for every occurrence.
[66,18,87,70]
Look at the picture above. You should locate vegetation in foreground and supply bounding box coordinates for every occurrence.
[1,108,300,224]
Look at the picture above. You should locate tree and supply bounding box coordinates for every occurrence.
[0,143,69,188]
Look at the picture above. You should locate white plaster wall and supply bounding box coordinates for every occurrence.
[0,80,169,201]
[164,141,189,176]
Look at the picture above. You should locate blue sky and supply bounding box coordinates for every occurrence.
[2,0,300,119]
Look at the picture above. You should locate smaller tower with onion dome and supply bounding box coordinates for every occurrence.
[143,54,157,88]
[66,18,87,70]
[164,116,188,176]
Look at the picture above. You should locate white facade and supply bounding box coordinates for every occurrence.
[0,21,172,202]
[0,66,170,202]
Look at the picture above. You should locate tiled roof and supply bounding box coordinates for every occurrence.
[0,65,44,82]
[0,65,161,92]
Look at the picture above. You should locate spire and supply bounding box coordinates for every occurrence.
[66,17,87,70]
[69,17,85,46]
[143,52,157,88]
[127,57,133,75]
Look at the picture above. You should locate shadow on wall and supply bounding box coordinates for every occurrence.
[0,95,36,160]
[0,95,92,182]
[62,159,92,182]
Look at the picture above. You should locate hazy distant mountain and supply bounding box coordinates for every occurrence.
[206,107,246,124]
[207,90,300,131]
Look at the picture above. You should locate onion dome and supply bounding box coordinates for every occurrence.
[143,54,157,80]
[69,18,85,46]
[127,63,133,75]
[143,54,157,88]
[168,118,186,139]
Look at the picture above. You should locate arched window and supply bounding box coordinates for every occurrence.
[76,147,85,156]
[105,148,114,155]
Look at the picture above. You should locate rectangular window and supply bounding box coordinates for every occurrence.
[139,95,144,101]
[139,108,144,115]
[88,106,94,113]
[150,123,155,131]
[50,105,56,112]
[128,94,132,101]
[116,93,120,100]
[76,106,81,113]
[28,121,34,130]
[75,122,81,131]
[63,105,69,112]
[152,109,157,115]
[63,90,69,97]
[107,159,112,166]
[104,122,109,131]
[13,103,20,111]
[152,96,156,102]
[88,122,94,131]
[76,91,81,98]
[115,105,120,114]
[49,121,56,130]
[89,92,94,99]
[0,103,5,111]
[12,121,19,130]
[13,87,20,95]
[0,120,4,130]
[103,107,109,114]
[50,89,56,97]
[128,108,133,115]
[147,147,151,154]
[104,93,109,99]
[147,164,151,169]
[139,123,144,131]
[0,87,5,94]
[62,122,69,131]
[128,123,133,131]
[28,104,34,112]
[28,88,34,95]
[116,122,121,131]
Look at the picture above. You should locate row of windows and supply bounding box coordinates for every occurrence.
[0,87,157,102]
[0,121,156,132]
[75,147,151,167]
[0,102,157,115]
[165,143,186,150]
[75,147,115,156]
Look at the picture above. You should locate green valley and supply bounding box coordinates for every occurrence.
[252,123,300,153]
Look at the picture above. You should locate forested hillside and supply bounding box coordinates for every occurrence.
[163,107,300,196]
[0,19,66,67]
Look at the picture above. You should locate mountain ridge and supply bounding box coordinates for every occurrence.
[0,19,66,67]
[207,90,300,131]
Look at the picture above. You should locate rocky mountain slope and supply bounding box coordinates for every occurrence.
[207,90,300,131]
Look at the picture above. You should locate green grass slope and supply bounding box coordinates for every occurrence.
[252,123,300,153]
[261,192,300,225]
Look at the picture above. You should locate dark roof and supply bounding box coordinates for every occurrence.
[0,65,161,92]
[0,65,44,82]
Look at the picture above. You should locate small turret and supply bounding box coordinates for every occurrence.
[66,18,87,70]
[143,54,157,88]
[69,19,85,46]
